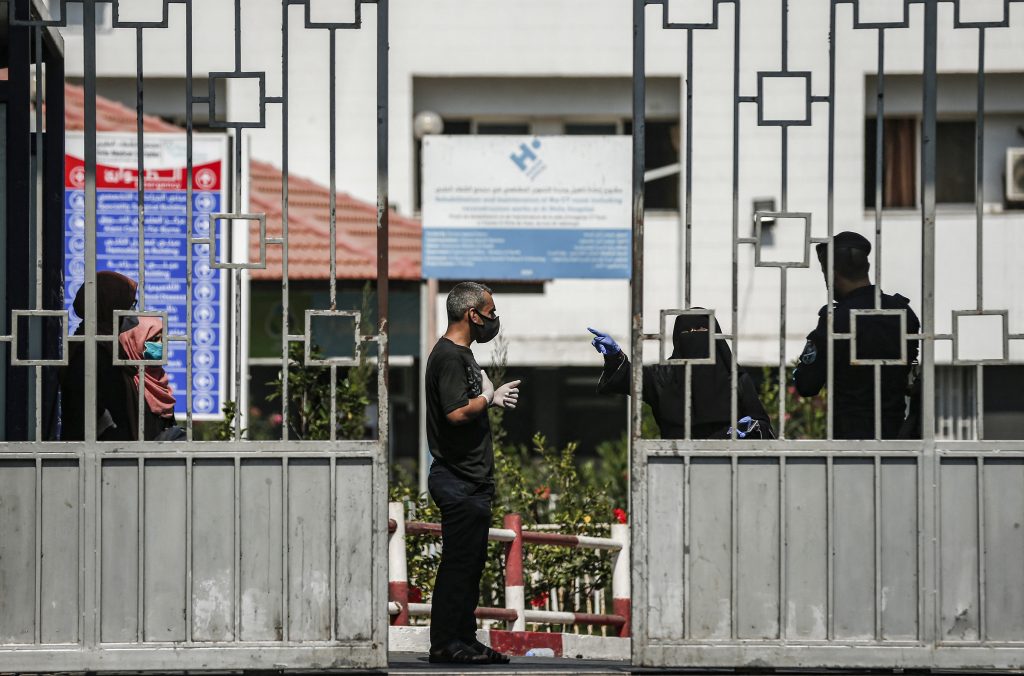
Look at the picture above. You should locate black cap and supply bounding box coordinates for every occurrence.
[815,230,871,258]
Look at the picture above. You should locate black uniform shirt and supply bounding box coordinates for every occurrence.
[794,285,920,439]
[425,337,493,484]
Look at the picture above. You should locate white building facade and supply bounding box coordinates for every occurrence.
[59,0,1024,441]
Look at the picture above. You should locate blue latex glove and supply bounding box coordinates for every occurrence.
[727,416,754,438]
[587,327,621,356]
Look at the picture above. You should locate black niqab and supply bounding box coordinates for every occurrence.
[655,312,735,426]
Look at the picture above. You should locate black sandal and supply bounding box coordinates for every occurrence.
[469,640,511,664]
[428,640,491,664]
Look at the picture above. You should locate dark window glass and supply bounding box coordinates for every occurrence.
[443,119,471,135]
[936,120,976,204]
[642,120,680,210]
[476,122,530,135]
[565,122,619,135]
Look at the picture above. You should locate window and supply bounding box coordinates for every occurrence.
[865,117,977,208]
[565,122,620,135]
[475,122,530,135]
[936,120,976,203]
[864,117,916,209]
[624,119,680,210]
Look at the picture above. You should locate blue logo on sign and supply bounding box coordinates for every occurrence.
[194,349,215,369]
[194,304,215,324]
[194,193,215,213]
[193,394,214,414]
[193,372,214,392]
[510,139,547,181]
[193,327,216,346]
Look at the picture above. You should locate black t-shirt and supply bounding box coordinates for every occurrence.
[425,337,493,484]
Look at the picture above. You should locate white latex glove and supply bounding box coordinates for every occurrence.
[479,370,495,405]
[492,379,522,409]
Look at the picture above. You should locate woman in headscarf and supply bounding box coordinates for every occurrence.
[588,313,774,439]
[117,316,178,439]
[60,271,140,440]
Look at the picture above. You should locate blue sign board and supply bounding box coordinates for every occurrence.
[64,133,228,419]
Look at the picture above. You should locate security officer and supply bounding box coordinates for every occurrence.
[794,231,920,439]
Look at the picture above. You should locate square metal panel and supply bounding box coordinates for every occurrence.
[209,213,267,270]
[9,310,69,366]
[848,0,912,29]
[112,0,171,28]
[849,309,908,365]
[753,212,812,268]
[952,309,1009,365]
[951,0,1009,28]
[208,71,267,129]
[110,311,170,366]
[660,308,717,365]
[660,0,723,30]
[301,0,362,29]
[757,71,812,126]
[304,310,363,366]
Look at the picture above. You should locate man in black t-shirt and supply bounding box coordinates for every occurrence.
[425,282,521,665]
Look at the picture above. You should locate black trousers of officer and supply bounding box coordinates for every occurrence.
[428,462,494,649]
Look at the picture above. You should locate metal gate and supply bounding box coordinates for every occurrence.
[1,0,390,670]
[630,0,1024,670]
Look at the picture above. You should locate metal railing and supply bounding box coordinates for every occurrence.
[386,502,631,638]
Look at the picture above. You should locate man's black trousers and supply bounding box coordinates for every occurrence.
[428,462,494,649]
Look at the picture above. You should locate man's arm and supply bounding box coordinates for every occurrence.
[445,394,491,426]
[794,309,828,397]
[443,367,494,426]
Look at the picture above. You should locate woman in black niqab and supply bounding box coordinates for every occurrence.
[593,313,773,439]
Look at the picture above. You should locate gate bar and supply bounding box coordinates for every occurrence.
[920,0,938,646]
[629,0,648,656]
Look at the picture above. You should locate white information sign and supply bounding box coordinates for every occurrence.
[422,135,631,279]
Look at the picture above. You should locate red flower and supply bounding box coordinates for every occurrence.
[534,485,551,500]
[408,586,423,603]
[613,508,628,524]
[530,591,549,608]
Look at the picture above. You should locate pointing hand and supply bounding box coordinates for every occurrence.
[587,327,621,356]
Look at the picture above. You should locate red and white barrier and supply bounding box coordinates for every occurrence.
[387,502,410,626]
[386,501,631,643]
[503,513,526,631]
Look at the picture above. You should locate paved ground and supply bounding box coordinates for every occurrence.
[387,652,632,674]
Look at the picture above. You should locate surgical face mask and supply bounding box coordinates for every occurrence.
[143,340,163,361]
[469,308,500,344]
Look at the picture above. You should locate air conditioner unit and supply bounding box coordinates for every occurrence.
[1006,148,1024,203]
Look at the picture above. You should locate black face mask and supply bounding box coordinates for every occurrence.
[470,308,500,344]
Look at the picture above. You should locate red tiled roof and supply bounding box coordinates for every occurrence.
[64,83,183,133]
[58,83,421,280]
[249,160,421,280]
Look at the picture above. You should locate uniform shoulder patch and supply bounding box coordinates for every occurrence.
[800,339,818,365]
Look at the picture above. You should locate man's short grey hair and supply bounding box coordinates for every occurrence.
[446,282,492,322]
